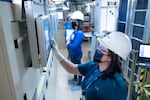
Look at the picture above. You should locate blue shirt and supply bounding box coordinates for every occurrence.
[64,22,72,30]
[78,61,128,100]
[68,30,84,55]
[64,22,72,38]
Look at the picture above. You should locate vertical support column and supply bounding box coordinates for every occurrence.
[127,51,138,100]
[91,35,97,61]
[94,0,101,33]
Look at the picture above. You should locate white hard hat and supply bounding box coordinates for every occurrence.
[71,11,84,20]
[97,31,132,60]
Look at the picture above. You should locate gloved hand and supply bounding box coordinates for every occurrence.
[51,38,64,61]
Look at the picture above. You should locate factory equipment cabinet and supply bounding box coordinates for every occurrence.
[83,14,91,41]
[0,1,58,100]
[0,34,13,100]
[0,2,24,100]
[83,14,91,32]
[117,0,150,99]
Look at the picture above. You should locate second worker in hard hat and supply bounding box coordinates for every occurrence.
[67,11,85,91]
[51,31,132,100]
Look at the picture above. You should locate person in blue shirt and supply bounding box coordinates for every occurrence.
[67,19,84,90]
[63,15,73,59]
[64,16,73,39]
[65,11,85,90]
[51,31,132,100]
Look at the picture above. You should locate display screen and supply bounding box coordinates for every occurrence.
[35,15,52,66]
[44,20,51,58]
[139,44,150,58]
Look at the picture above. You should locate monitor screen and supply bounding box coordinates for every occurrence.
[36,15,51,66]
[44,20,51,56]
[139,44,150,58]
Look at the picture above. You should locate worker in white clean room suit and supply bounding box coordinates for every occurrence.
[51,31,132,100]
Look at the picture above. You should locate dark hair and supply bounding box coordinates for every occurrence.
[101,50,122,79]
[72,21,76,30]
[72,20,83,30]
[66,16,71,21]
[76,19,83,30]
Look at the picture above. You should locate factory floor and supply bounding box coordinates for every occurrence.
[54,24,91,100]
